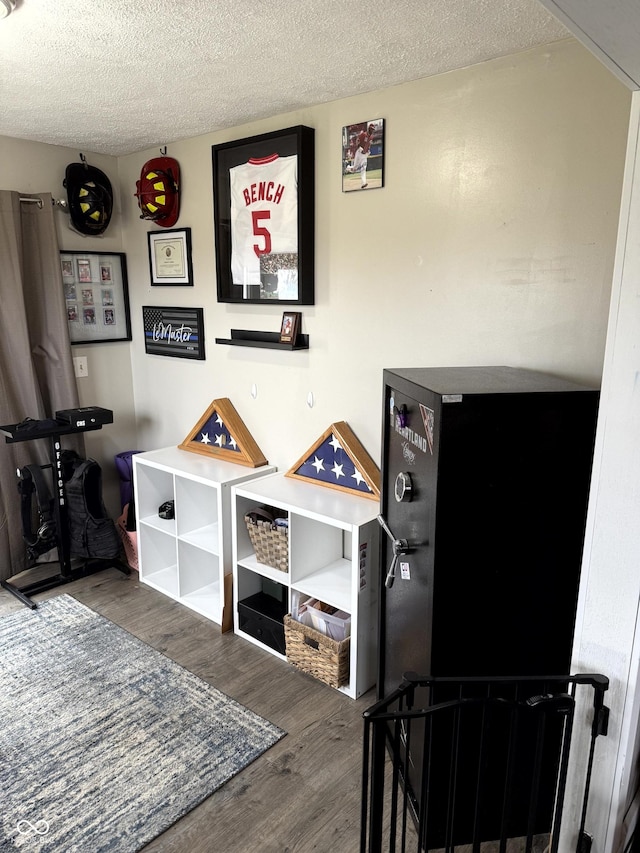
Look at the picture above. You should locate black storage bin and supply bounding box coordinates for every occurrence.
[238,591,287,655]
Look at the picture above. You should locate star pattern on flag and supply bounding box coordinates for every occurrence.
[197,411,241,454]
[294,433,373,494]
[352,468,365,486]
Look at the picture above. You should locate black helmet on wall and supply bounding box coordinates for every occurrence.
[64,161,113,236]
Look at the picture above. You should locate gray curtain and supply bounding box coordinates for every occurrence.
[0,191,83,582]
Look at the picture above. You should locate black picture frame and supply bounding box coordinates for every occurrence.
[61,251,132,344]
[142,306,205,360]
[147,227,194,286]
[341,118,385,193]
[212,125,315,305]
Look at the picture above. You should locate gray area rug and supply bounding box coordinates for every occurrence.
[0,594,285,851]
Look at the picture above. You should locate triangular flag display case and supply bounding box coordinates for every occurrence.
[285,421,380,500]
[178,398,268,468]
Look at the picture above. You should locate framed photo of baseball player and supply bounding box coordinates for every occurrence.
[212,125,315,305]
[342,118,385,193]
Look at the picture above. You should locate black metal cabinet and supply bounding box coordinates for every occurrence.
[379,366,599,695]
[377,367,599,844]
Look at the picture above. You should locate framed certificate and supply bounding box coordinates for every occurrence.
[147,227,193,286]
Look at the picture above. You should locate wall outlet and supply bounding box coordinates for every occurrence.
[73,356,88,378]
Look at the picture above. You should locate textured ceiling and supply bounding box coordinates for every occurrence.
[0,0,568,157]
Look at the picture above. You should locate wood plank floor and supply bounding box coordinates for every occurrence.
[0,567,375,853]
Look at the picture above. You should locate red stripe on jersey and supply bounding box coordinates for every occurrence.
[248,153,279,165]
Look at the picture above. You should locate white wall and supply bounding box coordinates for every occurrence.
[0,40,628,491]
[0,37,628,556]
[537,0,640,89]
[562,92,640,853]
[117,40,629,474]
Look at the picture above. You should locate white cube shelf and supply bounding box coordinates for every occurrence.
[232,472,380,698]
[134,446,275,627]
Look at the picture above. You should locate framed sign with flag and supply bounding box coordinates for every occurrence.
[286,421,380,500]
[142,305,205,360]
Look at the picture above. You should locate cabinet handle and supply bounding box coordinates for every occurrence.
[377,514,410,590]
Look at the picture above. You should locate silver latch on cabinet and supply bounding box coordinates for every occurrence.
[378,514,410,589]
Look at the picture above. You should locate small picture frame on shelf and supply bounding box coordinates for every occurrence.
[280,311,301,344]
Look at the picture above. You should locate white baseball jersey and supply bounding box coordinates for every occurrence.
[229,154,298,286]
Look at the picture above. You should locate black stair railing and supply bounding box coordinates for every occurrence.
[361,673,609,853]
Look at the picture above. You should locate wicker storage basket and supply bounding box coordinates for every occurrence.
[284,614,350,688]
[244,513,288,572]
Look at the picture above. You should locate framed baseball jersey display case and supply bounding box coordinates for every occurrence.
[212,125,315,305]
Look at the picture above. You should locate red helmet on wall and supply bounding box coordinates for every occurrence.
[134,156,180,227]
